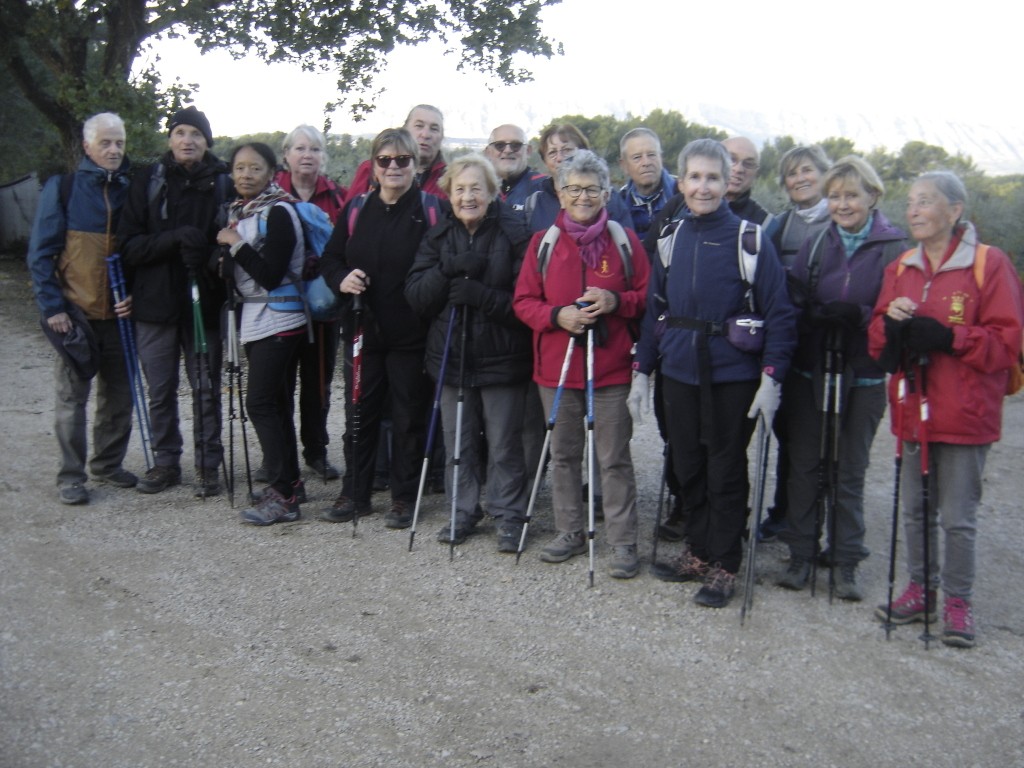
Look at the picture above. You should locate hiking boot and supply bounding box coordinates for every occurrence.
[253,464,270,483]
[874,581,937,625]
[320,494,372,523]
[436,518,479,546]
[694,565,736,608]
[305,457,340,480]
[59,482,89,505]
[942,596,976,649]
[193,470,222,498]
[608,545,640,579]
[777,555,811,591]
[91,468,138,488]
[254,479,307,505]
[658,499,687,542]
[136,465,181,494]
[384,499,413,529]
[833,563,863,601]
[241,486,300,526]
[758,515,787,543]
[651,548,709,583]
[497,521,524,553]
[539,530,587,563]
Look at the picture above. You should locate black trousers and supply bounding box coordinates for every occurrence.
[291,320,340,464]
[341,344,430,504]
[662,375,758,573]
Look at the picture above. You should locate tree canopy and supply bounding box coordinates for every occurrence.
[0,0,560,169]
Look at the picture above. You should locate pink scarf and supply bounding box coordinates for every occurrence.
[562,209,609,270]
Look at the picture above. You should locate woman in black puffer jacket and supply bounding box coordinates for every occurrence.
[405,153,533,552]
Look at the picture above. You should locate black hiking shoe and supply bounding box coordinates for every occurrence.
[651,548,709,582]
[694,565,736,609]
[497,522,524,553]
[137,465,181,494]
[59,482,89,505]
[320,495,372,523]
[384,499,414,529]
[305,457,340,480]
[91,468,138,488]
[777,556,811,590]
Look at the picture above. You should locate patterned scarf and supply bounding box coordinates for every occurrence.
[562,208,610,270]
[227,182,295,226]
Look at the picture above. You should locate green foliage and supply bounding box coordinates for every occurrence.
[0,0,559,171]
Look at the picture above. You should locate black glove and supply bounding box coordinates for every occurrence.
[449,278,487,307]
[182,247,207,270]
[177,226,208,251]
[443,252,487,279]
[904,316,954,354]
[816,301,862,329]
[876,315,908,373]
[218,247,235,283]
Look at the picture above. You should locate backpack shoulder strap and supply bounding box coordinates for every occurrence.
[346,192,370,235]
[805,227,830,295]
[606,219,633,287]
[147,163,167,226]
[537,224,561,279]
[737,219,761,285]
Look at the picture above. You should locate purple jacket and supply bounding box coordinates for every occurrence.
[789,210,906,380]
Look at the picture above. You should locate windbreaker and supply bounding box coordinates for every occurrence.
[868,222,1023,444]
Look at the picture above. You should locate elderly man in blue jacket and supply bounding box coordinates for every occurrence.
[27,112,136,505]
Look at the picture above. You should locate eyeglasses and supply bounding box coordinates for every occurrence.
[489,141,525,153]
[561,184,604,199]
[375,154,414,169]
[546,146,577,160]
[730,155,759,172]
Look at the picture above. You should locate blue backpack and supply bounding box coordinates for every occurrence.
[257,201,338,322]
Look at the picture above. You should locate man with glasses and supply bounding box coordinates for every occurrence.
[345,105,447,201]
[483,124,546,212]
[722,136,773,225]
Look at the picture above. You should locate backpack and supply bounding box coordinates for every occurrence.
[654,215,761,302]
[255,200,338,322]
[536,219,634,288]
[895,244,1024,395]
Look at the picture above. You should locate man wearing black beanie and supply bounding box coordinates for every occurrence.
[117,106,232,497]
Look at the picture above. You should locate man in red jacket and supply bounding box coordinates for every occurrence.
[346,105,447,200]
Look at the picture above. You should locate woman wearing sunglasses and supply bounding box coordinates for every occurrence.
[319,128,438,529]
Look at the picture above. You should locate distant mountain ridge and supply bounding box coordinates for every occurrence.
[428,100,1024,177]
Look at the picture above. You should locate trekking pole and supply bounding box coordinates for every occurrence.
[349,293,364,538]
[651,441,670,566]
[882,372,907,639]
[189,271,211,499]
[105,254,155,470]
[516,334,577,563]
[409,306,458,552]
[448,304,470,562]
[741,413,771,626]
[317,322,329,485]
[917,355,935,649]
[827,328,846,605]
[585,320,596,588]
[810,326,841,598]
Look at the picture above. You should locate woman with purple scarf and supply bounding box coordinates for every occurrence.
[513,150,649,579]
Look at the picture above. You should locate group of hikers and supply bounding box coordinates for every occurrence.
[28,103,1023,649]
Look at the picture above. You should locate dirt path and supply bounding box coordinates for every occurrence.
[1,257,1022,767]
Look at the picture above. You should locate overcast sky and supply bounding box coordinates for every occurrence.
[144,0,1018,147]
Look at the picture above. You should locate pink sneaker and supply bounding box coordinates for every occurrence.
[875,581,937,625]
[942,596,976,648]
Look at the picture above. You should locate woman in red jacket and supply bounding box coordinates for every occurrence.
[868,171,1023,648]
[513,150,649,579]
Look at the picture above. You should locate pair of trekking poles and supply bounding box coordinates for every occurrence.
[881,352,936,648]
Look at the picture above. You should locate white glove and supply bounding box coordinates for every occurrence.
[747,371,782,423]
[627,372,651,425]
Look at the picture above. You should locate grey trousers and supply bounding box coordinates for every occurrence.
[441,382,529,524]
[900,441,988,599]
[780,376,886,564]
[54,319,133,486]
[538,384,637,546]
[135,320,223,471]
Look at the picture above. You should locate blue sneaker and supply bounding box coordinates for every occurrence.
[241,486,300,526]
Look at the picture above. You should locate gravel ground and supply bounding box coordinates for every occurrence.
[2,257,1023,768]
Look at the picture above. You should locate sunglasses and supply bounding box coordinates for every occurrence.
[489,141,525,153]
[375,154,414,169]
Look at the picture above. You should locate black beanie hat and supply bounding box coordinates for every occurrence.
[168,106,214,148]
